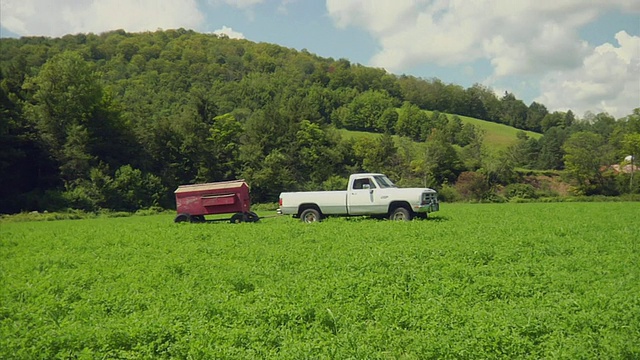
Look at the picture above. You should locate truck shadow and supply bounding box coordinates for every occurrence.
[339,215,449,223]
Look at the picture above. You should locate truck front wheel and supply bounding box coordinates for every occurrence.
[300,208,321,223]
[389,207,412,221]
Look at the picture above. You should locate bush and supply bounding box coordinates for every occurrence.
[322,175,348,191]
[62,186,101,212]
[250,203,279,212]
[107,165,166,212]
[482,193,506,203]
[455,171,490,201]
[437,183,460,202]
[504,183,538,199]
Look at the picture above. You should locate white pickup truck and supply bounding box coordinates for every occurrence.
[278,173,439,222]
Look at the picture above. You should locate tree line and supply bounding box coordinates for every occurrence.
[1,29,638,213]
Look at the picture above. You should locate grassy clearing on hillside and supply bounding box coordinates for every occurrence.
[1,203,638,359]
[339,111,541,154]
[457,114,541,149]
[423,111,542,152]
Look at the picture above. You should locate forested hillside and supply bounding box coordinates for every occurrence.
[1,29,639,213]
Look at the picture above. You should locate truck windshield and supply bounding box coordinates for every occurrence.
[374,175,397,188]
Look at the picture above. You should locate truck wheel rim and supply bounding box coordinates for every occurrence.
[392,210,408,220]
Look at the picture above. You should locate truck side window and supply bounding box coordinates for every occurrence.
[353,178,376,190]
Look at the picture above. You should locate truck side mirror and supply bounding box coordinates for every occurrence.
[363,184,370,190]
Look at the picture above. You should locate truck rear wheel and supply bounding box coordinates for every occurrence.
[300,208,321,223]
[389,207,412,221]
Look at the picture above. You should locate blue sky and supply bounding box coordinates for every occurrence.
[1,0,639,119]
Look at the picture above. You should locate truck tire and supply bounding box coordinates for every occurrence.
[389,207,412,221]
[300,208,321,223]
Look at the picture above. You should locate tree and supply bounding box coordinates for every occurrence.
[563,132,613,195]
[342,90,395,131]
[622,133,640,192]
[499,92,528,129]
[417,130,463,187]
[505,131,539,169]
[526,102,548,132]
[587,112,616,140]
[24,51,102,168]
[540,112,565,132]
[444,115,463,144]
[537,127,567,170]
[293,120,343,185]
[353,133,399,175]
[459,126,485,171]
[395,101,426,140]
[377,108,399,134]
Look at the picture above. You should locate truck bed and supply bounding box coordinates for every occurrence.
[279,190,348,215]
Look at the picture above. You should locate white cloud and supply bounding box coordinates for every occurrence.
[212,25,245,39]
[277,0,297,15]
[215,0,264,9]
[326,0,640,117]
[0,0,204,37]
[326,0,631,76]
[536,31,640,118]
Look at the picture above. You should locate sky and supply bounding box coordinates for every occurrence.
[1,0,639,119]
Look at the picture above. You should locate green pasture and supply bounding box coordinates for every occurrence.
[457,114,542,148]
[339,111,542,154]
[1,203,638,359]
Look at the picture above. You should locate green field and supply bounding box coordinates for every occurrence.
[1,203,638,359]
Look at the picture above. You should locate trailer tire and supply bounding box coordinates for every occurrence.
[191,215,205,223]
[300,208,321,223]
[174,213,191,223]
[246,211,260,222]
[230,212,246,223]
[389,207,412,221]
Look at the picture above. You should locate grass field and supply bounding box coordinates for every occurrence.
[1,203,638,359]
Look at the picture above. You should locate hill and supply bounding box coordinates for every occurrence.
[1,29,635,212]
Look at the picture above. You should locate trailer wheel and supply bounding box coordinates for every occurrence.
[191,215,205,223]
[389,207,412,221]
[230,212,246,224]
[174,213,191,223]
[300,208,321,223]
[246,211,260,222]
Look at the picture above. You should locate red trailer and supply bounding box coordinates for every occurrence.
[174,180,259,223]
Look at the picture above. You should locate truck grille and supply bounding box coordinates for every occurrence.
[421,192,437,205]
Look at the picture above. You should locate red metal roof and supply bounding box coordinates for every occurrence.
[174,180,247,194]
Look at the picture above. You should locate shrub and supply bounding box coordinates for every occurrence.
[62,185,101,212]
[437,183,460,202]
[455,171,489,201]
[504,183,538,199]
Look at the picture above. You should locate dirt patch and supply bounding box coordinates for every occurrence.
[523,174,572,197]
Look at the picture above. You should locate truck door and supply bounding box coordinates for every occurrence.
[347,177,377,214]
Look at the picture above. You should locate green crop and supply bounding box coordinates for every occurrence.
[1,203,638,359]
